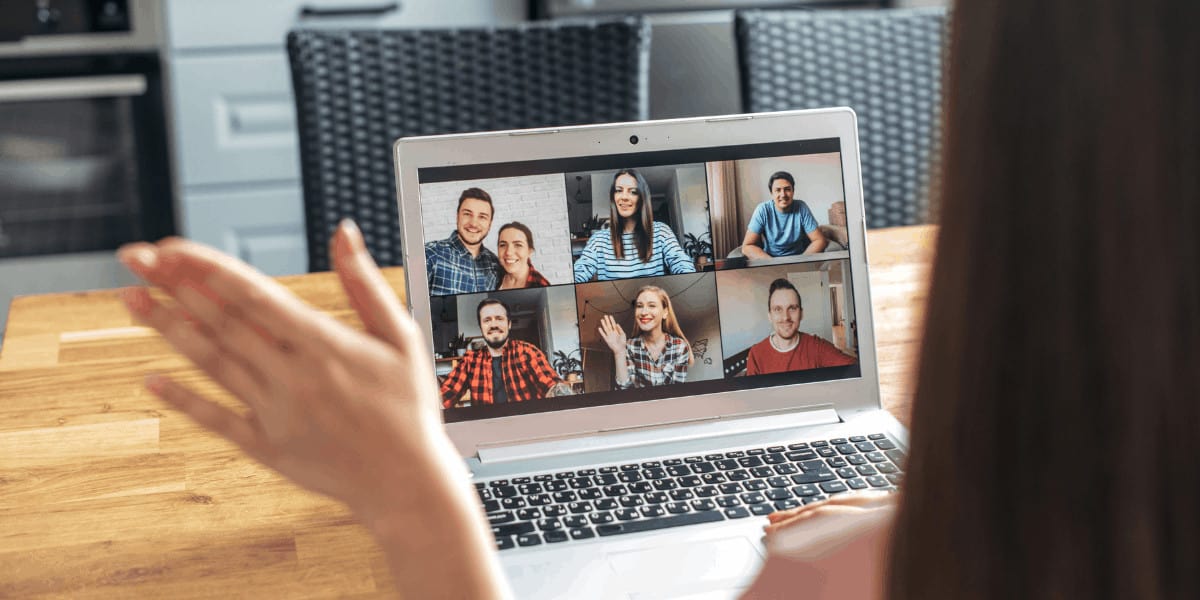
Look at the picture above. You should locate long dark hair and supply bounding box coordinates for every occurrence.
[888,1,1200,599]
[608,169,655,262]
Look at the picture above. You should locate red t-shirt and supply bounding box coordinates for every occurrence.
[745,333,856,375]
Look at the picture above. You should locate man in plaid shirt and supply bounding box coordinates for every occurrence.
[424,188,501,296]
[441,299,572,408]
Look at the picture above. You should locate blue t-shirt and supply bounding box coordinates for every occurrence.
[747,200,819,256]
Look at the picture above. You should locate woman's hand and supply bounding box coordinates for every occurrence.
[742,492,896,600]
[117,220,509,598]
[597,314,627,354]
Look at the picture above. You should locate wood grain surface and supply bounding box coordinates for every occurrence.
[0,225,935,598]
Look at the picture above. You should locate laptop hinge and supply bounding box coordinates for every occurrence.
[476,404,841,465]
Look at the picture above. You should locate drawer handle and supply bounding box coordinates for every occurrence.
[299,2,400,18]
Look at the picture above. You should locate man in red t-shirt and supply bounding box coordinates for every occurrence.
[745,278,856,376]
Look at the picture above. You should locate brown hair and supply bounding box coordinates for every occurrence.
[456,187,493,213]
[608,169,655,262]
[628,286,694,367]
[888,1,1200,599]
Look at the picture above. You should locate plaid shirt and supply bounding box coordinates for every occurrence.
[425,231,500,296]
[616,333,690,389]
[496,263,551,289]
[440,339,563,408]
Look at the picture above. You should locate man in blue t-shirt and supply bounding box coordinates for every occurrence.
[741,171,829,258]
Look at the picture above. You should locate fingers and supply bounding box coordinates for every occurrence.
[145,373,262,456]
[764,492,895,533]
[171,281,291,387]
[118,238,330,351]
[330,219,412,350]
[122,286,267,409]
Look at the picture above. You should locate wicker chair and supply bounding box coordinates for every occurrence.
[287,19,650,271]
[736,8,947,228]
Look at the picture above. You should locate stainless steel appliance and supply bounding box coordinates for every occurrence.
[0,0,170,341]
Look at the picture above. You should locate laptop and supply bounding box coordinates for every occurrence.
[394,108,908,599]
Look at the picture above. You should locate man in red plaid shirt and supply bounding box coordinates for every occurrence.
[441,299,572,408]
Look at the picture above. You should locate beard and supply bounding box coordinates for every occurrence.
[484,329,508,349]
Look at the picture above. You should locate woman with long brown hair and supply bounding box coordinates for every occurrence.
[597,285,695,389]
[116,0,1200,596]
[573,169,696,282]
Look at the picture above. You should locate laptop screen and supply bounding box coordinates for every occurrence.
[417,138,861,424]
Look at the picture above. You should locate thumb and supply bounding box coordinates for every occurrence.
[330,219,409,349]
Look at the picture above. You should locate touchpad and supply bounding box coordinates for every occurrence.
[606,536,763,599]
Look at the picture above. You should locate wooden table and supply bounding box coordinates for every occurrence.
[0,225,936,598]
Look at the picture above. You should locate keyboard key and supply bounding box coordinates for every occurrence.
[645,492,669,504]
[620,464,639,471]
[667,465,692,477]
[820,481,848,494]
[595,474,619,486]
[544,530,569,543]
[811,440,829,448]
[534,474,554,482]
[488,511,515,525]
[598,466,618,474]
[555,471,576,479]
[725,450,745,458]
[603,484,627,497]
[885,449,907,465]
[750,503,775,516]
[517,483,543,495]
[847,478,869,490]
[569,527,596,540]
[482,500,500,513]
[516,508,541,520]
[644,468,668,480]
[563,515,587,528]
[700,473,727,485]
[543,505,566,517]
[705,453,724,461]
[773,464,799,475]
[663,458,682,466]
[537,518,562,531]
[765,488,792,501]
[826,457,848,468]
[489,479,510,487]
[691,462,716,474]
[774,499,801,511]
[725,507,751,519]
[727,470,751,482]
[618,472,643,483]
[865,452,888,463]
[798,460,827,472]
[835,444,858,455]
[669,489,695,501]
[866,475,889,488]
[493,522,535,537]
[878,463,900,474]
[512,476,531,484]
[849,436,867,443]
[641,461,662,469]
[517,533,542,547]
[666,502,691,514]
[743,480,768,491]
[791,471,837,484]
[740,492,767,504]
[767,445,786,453]
[856,465,878,476]
[738,456,764,468]
[719,483,742,495]
[568,501,592,514]
[837,467,858,479]
[868,433,886,440]
[589,511,615,524]
[830,438,847,445]
[684,456,705,463]
[615,509,640,521]
[716,496,741,507]
[619,495,643,507]
[847,454,868,466]
[552,491,577,503]
[640,505,667,518]
[629,482,653,494]
[493,485,518,498]
[715,459,739,471]
[748,448,767,456]
[496,536,515,550]
[855,442,877,452]
[787,442,810,450]
[690,499,717,511]
[678,476,702,488]
[579,488,602,500]
[751,465,776,477]
[791,484,820,497]
[767,476,791,488]
[786,450,817,462]
[802,495,828,505]
[569,477,594,489]
[763,453,787,465]
[577,469,596,476]
[886,474,904,486]
[817,448,837,458]
[695,486,719,498]
[500,497,526,509]
[595,511,725,537]
[596,498,618,511]
[652,479,677,491]
[876,439,897,450]
[545,480,567,492]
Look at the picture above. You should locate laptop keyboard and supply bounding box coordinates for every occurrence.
[477,433,905,550]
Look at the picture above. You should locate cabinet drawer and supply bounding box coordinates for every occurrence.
[180,184,307,276]
[170,52,300,186]
[166,0,525,51]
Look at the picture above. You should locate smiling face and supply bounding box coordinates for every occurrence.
[456,197,493,247]
[612,173,641,220]
[768,287,802,341]
[478,303,510,349]
[497,227,532,274]
[770,178,795,212]
[633,289,667,334]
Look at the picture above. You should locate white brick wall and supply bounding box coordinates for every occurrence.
[419,174,573,285]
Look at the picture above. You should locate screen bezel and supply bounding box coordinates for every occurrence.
[394,108,881,457]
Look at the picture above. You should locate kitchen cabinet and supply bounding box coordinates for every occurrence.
[163,0,525,275]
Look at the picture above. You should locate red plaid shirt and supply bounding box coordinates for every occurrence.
[440,339,563,408]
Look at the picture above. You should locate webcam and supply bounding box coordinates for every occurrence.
[629,135,639,145]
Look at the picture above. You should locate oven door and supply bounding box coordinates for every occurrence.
[0,52,174,259]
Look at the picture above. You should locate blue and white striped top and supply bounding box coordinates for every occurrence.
[573,221,696,282]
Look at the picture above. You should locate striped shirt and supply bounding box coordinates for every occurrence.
[616,332,691,389]
[424,231,500,296]
[573,221,696,282]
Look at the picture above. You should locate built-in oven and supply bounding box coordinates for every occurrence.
[0,0,171,341]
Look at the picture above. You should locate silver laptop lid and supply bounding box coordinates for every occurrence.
[394,108,880,457]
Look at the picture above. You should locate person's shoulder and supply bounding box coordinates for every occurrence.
[800,333,835,348]
[652,221,674,234]
[748,336,773,355]
[510,339,544,354]
[586,228,612,244]
[666,332,688,347]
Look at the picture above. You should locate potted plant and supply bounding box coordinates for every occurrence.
[682,231,713,262]
[551,349,582,379]
[449,332,469,356]
[578,215,610,238]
